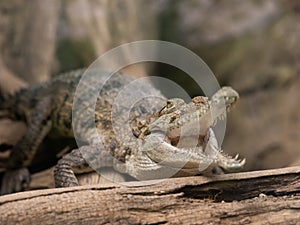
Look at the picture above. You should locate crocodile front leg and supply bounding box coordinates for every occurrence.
[1,97,53,195]
[54,148,89,187]
[54,143,114,187]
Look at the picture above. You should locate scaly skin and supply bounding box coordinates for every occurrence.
[0,69,245,194]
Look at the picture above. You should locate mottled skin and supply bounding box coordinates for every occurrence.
[0,69,245,194]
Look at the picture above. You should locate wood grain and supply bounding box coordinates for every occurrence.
[0,166,299,225]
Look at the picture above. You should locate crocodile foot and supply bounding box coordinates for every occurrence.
[0,168,31,195]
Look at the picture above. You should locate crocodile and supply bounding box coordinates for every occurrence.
[0,69,245,194]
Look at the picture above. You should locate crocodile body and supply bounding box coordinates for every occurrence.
[0,69,245,194]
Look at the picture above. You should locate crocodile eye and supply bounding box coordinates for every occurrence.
[156,101,175,116]
[166,101,174,108]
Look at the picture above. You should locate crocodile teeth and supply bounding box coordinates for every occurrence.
[239,158,246,165]
[234,153,239,160]
[219,113,226,121]
[218,115,221,121]
[213,119,217,126]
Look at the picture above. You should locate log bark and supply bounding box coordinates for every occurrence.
[0,166,299,225]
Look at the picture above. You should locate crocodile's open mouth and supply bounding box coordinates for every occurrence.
[162,109,228,149]
[146,86,239,154]
[142,87,245,174]
[164,134,206,147]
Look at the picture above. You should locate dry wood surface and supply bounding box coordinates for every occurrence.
[0,166,299,225]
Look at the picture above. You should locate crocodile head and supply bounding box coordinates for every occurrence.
[125,87,245,180]
[148,86,239,143]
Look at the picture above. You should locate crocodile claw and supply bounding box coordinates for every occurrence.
[0,168,31,195]
[217,154,246,172]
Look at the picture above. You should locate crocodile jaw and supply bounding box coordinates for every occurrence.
[125,86,244,180]
[125,129,245,181]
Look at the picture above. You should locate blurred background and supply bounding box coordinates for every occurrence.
[0,0,299,175]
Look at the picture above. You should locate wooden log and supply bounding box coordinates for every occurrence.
[0,166,299,225]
